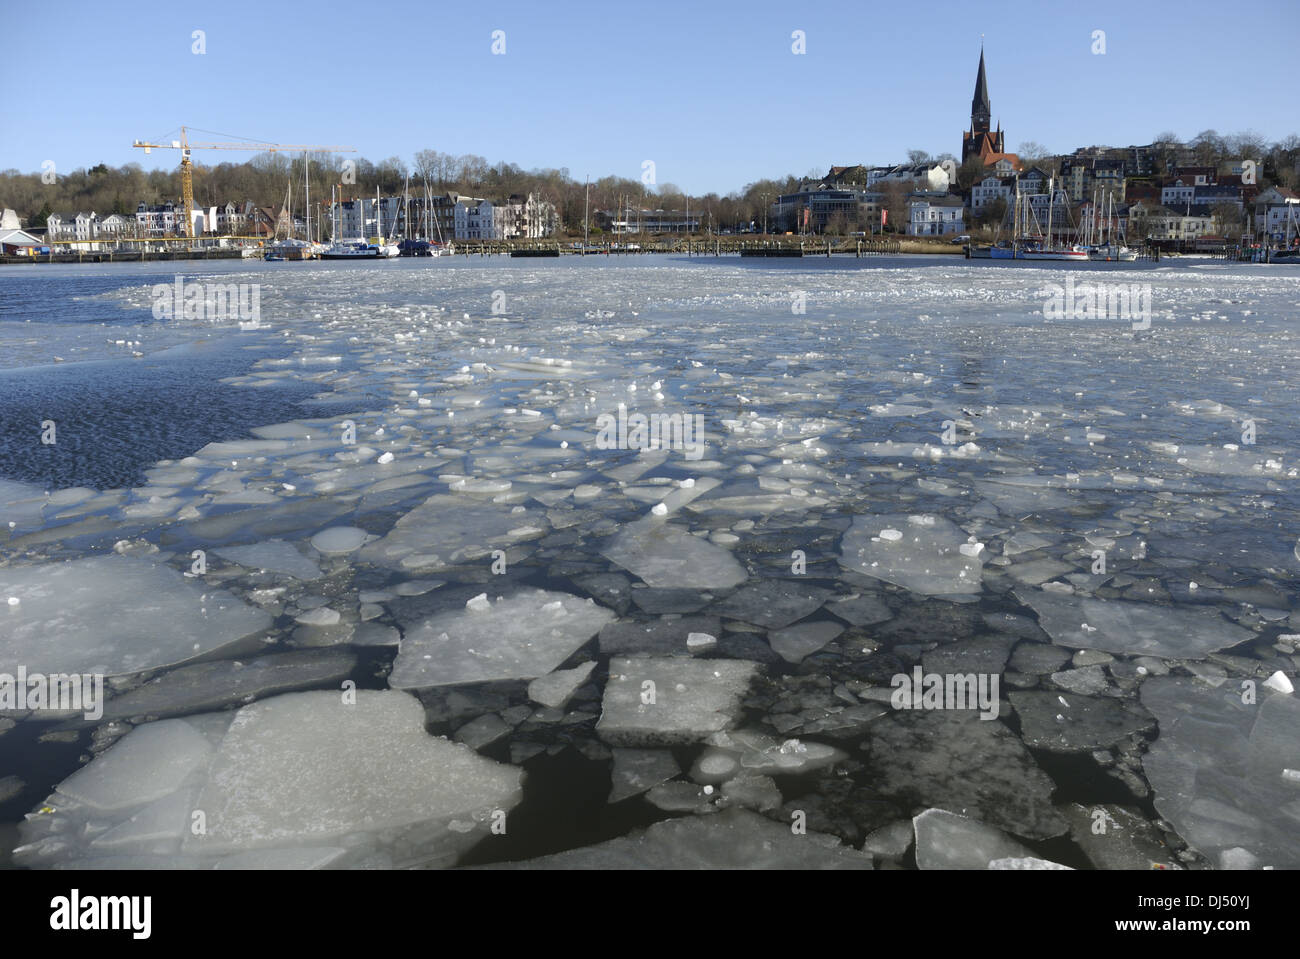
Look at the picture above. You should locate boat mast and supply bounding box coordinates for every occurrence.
[304,152,310,245]
[1045,176,1054,249]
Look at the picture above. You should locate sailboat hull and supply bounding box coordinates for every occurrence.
[1019,250,1090,261]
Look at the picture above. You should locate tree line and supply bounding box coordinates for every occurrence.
[4,130,1296,236]
[0,149,802,236]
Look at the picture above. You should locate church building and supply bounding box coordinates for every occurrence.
[961,48,1019,170]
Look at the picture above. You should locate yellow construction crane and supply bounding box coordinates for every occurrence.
[131,126,356,240]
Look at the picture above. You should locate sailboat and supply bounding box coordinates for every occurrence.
[320,185,399,260]
[266,168,315,261]
[1018,176,1088,260]
[373,186,400,257]
[988,177,1023,258]
[1088,190,1137,261]
[1268,205,1300,262]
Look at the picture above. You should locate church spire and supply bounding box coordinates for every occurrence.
[971,47,991,134]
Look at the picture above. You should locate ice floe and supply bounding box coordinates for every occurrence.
[390,589,614,689]
[597,657,760,746]
[0,556,270,677]
[841,513,986,600]
[1141,675,1300,868]
[1014,588,1254,659]
[15,690,523,869]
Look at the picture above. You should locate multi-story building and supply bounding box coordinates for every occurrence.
[135,202,177,237]
[970,175,1012,213]
[214,202,246,234]
[524,193,559,238]
[906,192,965,236]
[600,209,700,234]
[454,199,496,239]
[326,191,556,242]
[1192,184,1243,212]
[1253,186,1300,243]
[98,213,136,237]
[1059,157,1126,203]
[1127,202,1215,242]
[46,211,99,241]
[770,186,883,234]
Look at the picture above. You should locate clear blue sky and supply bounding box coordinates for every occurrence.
[2,0,1295,195]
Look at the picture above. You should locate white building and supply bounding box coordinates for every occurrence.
[454,199,496,239]
[215,202,246,234]
[1128,202,1214,241]
[970,176,1012,212]
[906,193,965,236]
[0,228,45,255]
[601,209,700,234]
[1254,186,1300,242]
[1161,179,1196,207]
[99,213,137,236]
[524,192,559,237]
[875,163,951,193]
[47,211,99,241]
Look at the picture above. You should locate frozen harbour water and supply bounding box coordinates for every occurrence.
[1,255,1298,869]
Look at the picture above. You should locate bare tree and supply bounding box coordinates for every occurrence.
[1017,141,1051,162]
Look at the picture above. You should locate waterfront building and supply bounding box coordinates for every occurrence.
[98,213,136,236]
[1253,186,1300,243]
[599,209,700,234]
[770,184,882,234]
[135,202,176,237]
[0,228,45,255]
[906,192,965,236]
[46,211,99,241]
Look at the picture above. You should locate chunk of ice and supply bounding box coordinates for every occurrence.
[528,661,596,709]
[607,748,681,803]
[214,540,322,581]
[391,589,614,689]
[1141,676,1300,868]
[309,526,370,555]
[912,808,1036,870]
[1015,588,1254,659]
[841,513,986,600]
[768,620,844,663]
[601,518,747,589]
[484,808,868,869]
[0,556,270,677]
[597,656,760,746]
